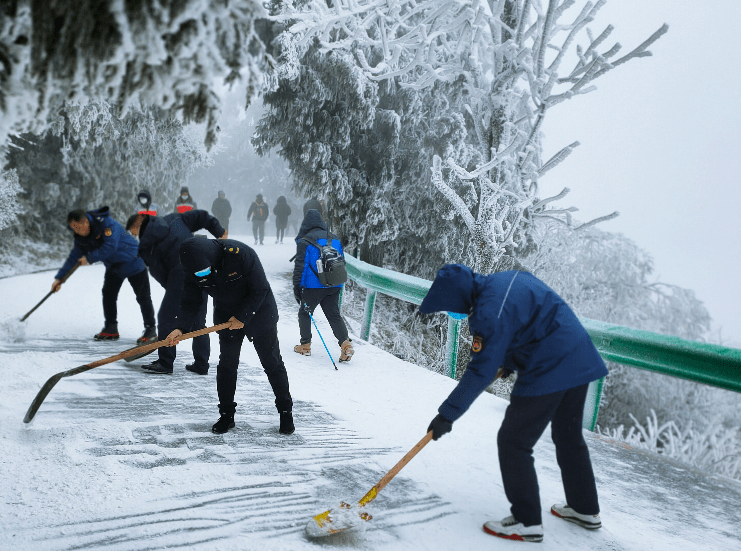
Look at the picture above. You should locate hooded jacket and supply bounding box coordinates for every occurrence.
[211,194,232,224]
[247,195,269,221]
[419,264,608,420]
[176,238,278,337]
[273,196,291,229]
[56,206,145,280]
[137,210,225,287]
[293,209,343,293]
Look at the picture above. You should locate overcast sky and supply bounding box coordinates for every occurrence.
[539,0,741,346]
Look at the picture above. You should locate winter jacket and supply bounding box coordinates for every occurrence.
[56,206,145,280]
[211,197,232,225]
[273,198,291,229]
[293,209,343,298]
[175,195,197,213]
[247,201,269,221]
[419,264,608,421]
[137,210,225,287]
[176,238,278,338]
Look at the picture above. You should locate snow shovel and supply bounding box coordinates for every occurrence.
[20,261,81,322]
[23,321,233,424]
[305,430,434,537]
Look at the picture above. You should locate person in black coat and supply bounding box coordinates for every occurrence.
[163,237,294,435]
[127,210,227,374]
[211,190,232,231]
[247,193,269,245]
[272,195,291,244]
[175,186,197,213]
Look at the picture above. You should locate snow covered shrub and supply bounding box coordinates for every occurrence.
[0,168,21,230]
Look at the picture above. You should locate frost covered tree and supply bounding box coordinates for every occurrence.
[0,168,21,229]
[275,0,667,273]
[4,101,210,244]
[0,0,271,151]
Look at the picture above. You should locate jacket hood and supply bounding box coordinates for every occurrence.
[296,209,327,240]
[180,237,221,275]
[277,195,287,204]
[256,194,263,202]
[180,186,189,194]
[419,264,485,315]
[68,206,109,234]
[138,215,168,247]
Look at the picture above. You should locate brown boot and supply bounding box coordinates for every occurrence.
[294,342,311,356]
[339,340,354,362]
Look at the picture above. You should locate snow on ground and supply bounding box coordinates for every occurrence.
[1,235,740,550]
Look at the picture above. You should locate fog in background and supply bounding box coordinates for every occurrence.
[540,0,741,346]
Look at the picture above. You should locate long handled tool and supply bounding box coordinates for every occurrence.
[306,431,434,537]
[303,301,338,370]
[23,321,232,423]
[20,261,82,322]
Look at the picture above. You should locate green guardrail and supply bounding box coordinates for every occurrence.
[341,254,741,431]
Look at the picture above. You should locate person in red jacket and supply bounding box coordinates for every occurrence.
[175,186,197,213]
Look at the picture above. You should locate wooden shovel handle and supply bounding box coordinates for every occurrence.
[358,431,433,507]
[20,261,82,322]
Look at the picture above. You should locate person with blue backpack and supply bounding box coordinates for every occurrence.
[421,264,607,543]
[52,207,156,343]
[292,209,353,362]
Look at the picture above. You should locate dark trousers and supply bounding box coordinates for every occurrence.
[497,383,599,526]
[276,225,285,241]
[214,317,292,415]
[102,269,156,328]
[252,220,265,243]
[156,268,209,369]
[298,287,348,345]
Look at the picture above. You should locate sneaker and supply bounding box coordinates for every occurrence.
[185,362,209,375]
[212,413,235,434]
[137,326,157,345]
[339,340,354,362]
[141,360,173,374]
[94,325,119,341]
[294,343,311,356]
[483,516,543,543]
[550,504,601,530]
[279,411,295,434]
[254,239,258,245]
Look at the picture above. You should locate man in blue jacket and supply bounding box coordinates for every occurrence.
[163,237,294,436]
[292,209,353,361]
[52,207,156,342]
[421,264,607,543]
[126,210,227,374]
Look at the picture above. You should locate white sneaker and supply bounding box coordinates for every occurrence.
[550,504,601,530]
[483,516,543,543]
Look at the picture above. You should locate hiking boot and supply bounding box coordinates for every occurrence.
[94,325,119,341]
[137,326,157,345]
[339,340,354,362]
[483,516,543,543]
[551,504,601,530]
[212,413,235,434]
[294,342,311,356]
[185,362,209,375]
[279,411,295,435]
[141,360,173,374]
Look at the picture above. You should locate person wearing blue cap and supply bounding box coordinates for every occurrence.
[420,264,607,543]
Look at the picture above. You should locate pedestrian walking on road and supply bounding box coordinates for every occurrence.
[175,186,197,213]
[273,195,291,244]
[53,207,157,343]
[421,264,607,543]
[247,193,269,245]
[127,210,227,375]
[292,209,353,362]
[211,190,232,231]
[164,237,294,436]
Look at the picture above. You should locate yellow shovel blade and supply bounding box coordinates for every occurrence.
[305,502,372,538]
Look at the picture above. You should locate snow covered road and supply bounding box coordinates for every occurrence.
[1,237,740,550]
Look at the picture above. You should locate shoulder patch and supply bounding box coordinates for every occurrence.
[471,335,483,354]
[227,247,239,254]
[104,228,112,237]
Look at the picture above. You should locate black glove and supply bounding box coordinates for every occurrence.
[427,414,453,441]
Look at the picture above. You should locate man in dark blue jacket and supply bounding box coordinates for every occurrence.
[163,238,294,436]
[126,210,227,374]
[52,207,156,342]
[421,264,608,543]
[292,209,353,361]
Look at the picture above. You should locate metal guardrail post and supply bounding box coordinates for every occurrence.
[361,290,377,342]
[446,314,464,380]
[582,377,605,431]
